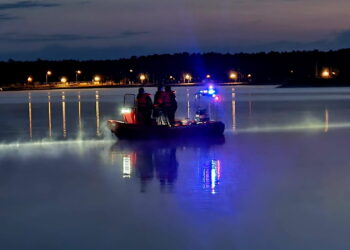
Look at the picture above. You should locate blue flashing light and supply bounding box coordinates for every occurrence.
[199,85,218,97]
[208,89,216,95]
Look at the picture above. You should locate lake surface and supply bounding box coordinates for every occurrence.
[2,86,350,250]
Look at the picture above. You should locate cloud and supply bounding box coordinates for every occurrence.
[0,44,156,60]
[120,31,151,38]
[0,33,105,42]
[0,1,62,10]
[0,31,151,43]
[228,30,350,53]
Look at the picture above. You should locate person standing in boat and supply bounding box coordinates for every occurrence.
[162,86,177,125]
[153,86,164,119]
[136,87,153,125]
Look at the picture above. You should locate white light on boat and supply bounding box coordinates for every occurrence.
[121,108,132,114]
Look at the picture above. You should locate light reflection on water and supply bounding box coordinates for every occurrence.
[62,92,67,138]
[16,86,347,142]
[108,137,225,194]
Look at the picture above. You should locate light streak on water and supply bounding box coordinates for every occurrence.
[211,167,216,194]
[187,88,190,119]
[62,92,67,138]
[48,93,52,137]
[28,93,32,139]
[78,93,82,130]
[123,155,132,178]
[96,91,100,136]
[324,109,329,133]
[232,88,236,131]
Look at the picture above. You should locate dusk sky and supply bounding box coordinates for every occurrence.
[1,0,350,60]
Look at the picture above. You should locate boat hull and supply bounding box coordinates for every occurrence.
[108,120,225,139]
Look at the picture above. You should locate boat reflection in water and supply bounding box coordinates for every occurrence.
[110,136,225,193]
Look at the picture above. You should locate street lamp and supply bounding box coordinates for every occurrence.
[46,71,52,84]
[61,77,68,85]
[94,75,101,84]
[229,72,238,82]
[140,74,146,84]
[184,74,192,83]
[321,70,330,79]
[76,70,82,83]
[27,76,33,84]
[206,74,211,79]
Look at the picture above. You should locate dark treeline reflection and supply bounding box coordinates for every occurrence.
[110,137,225,193]
[3,50,350,85]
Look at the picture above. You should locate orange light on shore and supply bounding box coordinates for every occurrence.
[27,76,33,83]
[94,75,101,82]
[230,72,238,80]
[139,74,146,83]
[206,74,211,79]
[184,74,192,83]
[60,77,68,83]
[322,70,330,78]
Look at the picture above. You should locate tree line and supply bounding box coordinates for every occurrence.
[2,49,350,86]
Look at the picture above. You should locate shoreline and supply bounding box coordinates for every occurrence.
[1,82,254,91]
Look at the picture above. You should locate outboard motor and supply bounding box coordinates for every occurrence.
[195,109,210,122]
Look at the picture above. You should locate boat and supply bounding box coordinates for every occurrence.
[108,120,225,139]
[107,91,225,140]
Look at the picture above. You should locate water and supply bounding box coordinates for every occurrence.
[1,86,350,249]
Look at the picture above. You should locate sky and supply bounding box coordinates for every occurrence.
[0,0,350,60]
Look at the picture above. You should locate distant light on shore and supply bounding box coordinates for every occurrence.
[139,74,146,82]
[229,72,238,80]
[322,70,330,78]
[60,77,68,83]
[94,75,101,82]
[184,74,192,83]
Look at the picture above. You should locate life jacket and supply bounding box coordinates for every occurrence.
[154,91,163,105]
[162,91,173,107]
[137,93,151,108]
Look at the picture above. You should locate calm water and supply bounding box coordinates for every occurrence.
[2,86,350,249]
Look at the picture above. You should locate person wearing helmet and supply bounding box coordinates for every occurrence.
[136,87,153,125]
